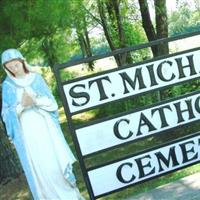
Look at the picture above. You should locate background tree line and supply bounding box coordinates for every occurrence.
[0,0,199,71]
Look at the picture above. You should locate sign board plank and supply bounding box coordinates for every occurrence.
[88,133,200,197]
[63,48,200,114]
[76,91,200,156]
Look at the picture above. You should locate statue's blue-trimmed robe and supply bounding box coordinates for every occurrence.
[1,72,82,200]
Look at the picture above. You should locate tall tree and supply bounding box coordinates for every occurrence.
[138,0,169,100]
[138,0,169,57]
[69,0,94,70]
[97,0,133,67]
[0,0,73,68]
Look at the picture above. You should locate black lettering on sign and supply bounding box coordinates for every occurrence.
[180,141,198,163]
[87,134,200,197]
[88,76,112,101]
[64,50,200,113]
[116,162,136,183]
[155,146,179,172]
[69,84,90,106]
[151,105,172,128]
[146,64,159,87]
[76,92,200,156]
[137,112,157,136]
[114,119,133,140]
[157,60,175,82]
[174,99,195,123]
[176,55,197,79]
[135,155,155,179]
[119,68,146,94]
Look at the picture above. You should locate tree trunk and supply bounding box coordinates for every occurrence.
[138,0,169,100]
[138,0,158,56]
[77,31,87,58]
[0,123,22,184]
[41,37,57,69]
[97,0,122,67]
[0,88,22,184]
[154,0,169,100]
[155,0,169,56]
[103,0,132,66]
[84,28,94,71]
[111,0,133,65]
[138,0,169,56]
[76,27,94,71]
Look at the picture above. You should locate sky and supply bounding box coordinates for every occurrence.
[166,0,177,13]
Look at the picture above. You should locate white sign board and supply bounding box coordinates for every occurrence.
[63,49,200,113]
[76,92,200,156]
[88,133,200,197]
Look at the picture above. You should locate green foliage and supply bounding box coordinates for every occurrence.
[169,3,200,36]
[0,0,76,67]
[123,22,151,61]
[171,80,200,97]
[60,69,76,82]
[26,0,71,37]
